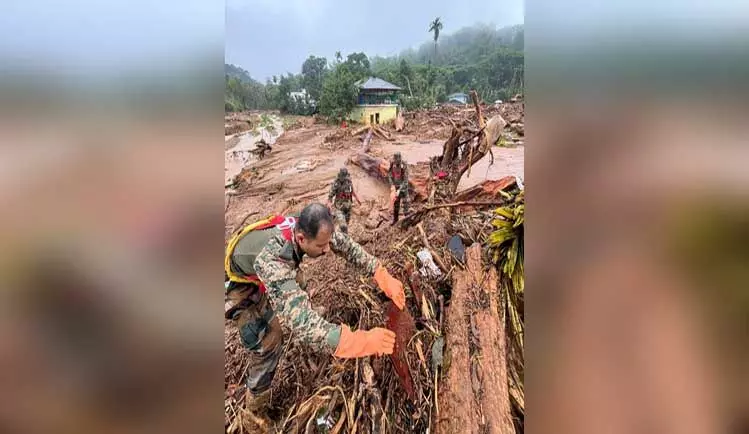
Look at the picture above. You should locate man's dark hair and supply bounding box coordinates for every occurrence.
[298,203,334,239]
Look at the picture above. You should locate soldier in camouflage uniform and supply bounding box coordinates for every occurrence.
[327,167,361,234]
[432,170,451,203]
[387,152,410,224]
[251,139,272,159]
[224,203,405,423]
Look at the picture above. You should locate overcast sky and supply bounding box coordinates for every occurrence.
[1,0,223,75]
[225,0,524,82]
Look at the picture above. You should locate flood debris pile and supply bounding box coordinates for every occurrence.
[226,120,253,136]
[497,95,524,147]
[224,177,525,434]
[379,94,524,147]
[225,93,524,434]
[226,113,263,136]
[321,125,395,152]
[446,184,525,433]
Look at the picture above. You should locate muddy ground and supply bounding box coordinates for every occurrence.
[224,114,524,237]
[224,108,525,433]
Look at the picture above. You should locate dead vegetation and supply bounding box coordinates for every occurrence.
[225,95,525,433]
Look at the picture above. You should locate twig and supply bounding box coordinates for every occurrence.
[356,283,379,308]
[439,295,445,331]
[467,90,484,179]
[434,366,440,418]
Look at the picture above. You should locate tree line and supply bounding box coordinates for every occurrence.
[225,23,524,118]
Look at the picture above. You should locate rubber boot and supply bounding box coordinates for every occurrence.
[392,199,400,225]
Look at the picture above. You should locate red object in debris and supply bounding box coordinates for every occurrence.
[385,302,416,400]
[341,120,347,128]
[436,171,448,179]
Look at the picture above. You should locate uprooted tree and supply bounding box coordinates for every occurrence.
[430,90,506,196]
[350,90,507,205]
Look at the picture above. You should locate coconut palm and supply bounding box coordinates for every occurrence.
[428,17,444,60]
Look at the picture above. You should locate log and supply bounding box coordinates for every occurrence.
[349,151,388,181]
[466,90,484,179]
[395,112,405,132]
[361,128,373,153]
[440,128,463,171]
[351,125,370,137]
[437,244,514,434]
[453,177,518,202]
[373,126,394,141]
[399,200,507,228]
[349,154,431,200]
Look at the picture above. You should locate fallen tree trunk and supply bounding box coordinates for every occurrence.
[395,112,405,131]
[399,200,507,228]
[453,176,518,202]
[438,244,514,434]
[425,91,508,198]
[373,126,394,141]
[349,152,388,181]
[349,153,430,200]
[361,128,373,153]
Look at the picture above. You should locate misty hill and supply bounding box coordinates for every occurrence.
[396,23,523,66]
[226,23,524,112]
[225,63,254,83]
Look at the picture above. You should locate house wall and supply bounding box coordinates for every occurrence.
[349,104,398,125]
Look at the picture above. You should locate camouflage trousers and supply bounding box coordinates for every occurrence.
[393,186,410,222]
[431,180,451,204]
[234,271,307,396]
[334,205,352,233]
[236,290,284,396]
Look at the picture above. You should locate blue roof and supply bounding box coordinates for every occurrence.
[356,77,402,91]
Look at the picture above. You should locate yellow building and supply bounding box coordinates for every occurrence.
[349,77,401,125]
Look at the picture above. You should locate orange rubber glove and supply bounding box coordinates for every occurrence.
[374,265,406,310]
[333,325,396,358]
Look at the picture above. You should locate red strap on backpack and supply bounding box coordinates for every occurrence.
[242,215,296,294]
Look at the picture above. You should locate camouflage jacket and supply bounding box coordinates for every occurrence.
[252,225,378,352]
[433,176,452,200]
[328,178,354,209]
[387,160,409,189]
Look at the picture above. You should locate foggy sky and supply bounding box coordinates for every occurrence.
[1,0,223,75]
[225,0,524,81]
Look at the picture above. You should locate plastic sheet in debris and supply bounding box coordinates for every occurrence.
[417,249,442,278]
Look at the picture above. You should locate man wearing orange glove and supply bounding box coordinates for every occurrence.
[224,203,406,423]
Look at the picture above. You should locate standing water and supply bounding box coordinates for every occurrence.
[225,114,284,186]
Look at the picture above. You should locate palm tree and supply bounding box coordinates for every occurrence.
[428,17,443,60]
